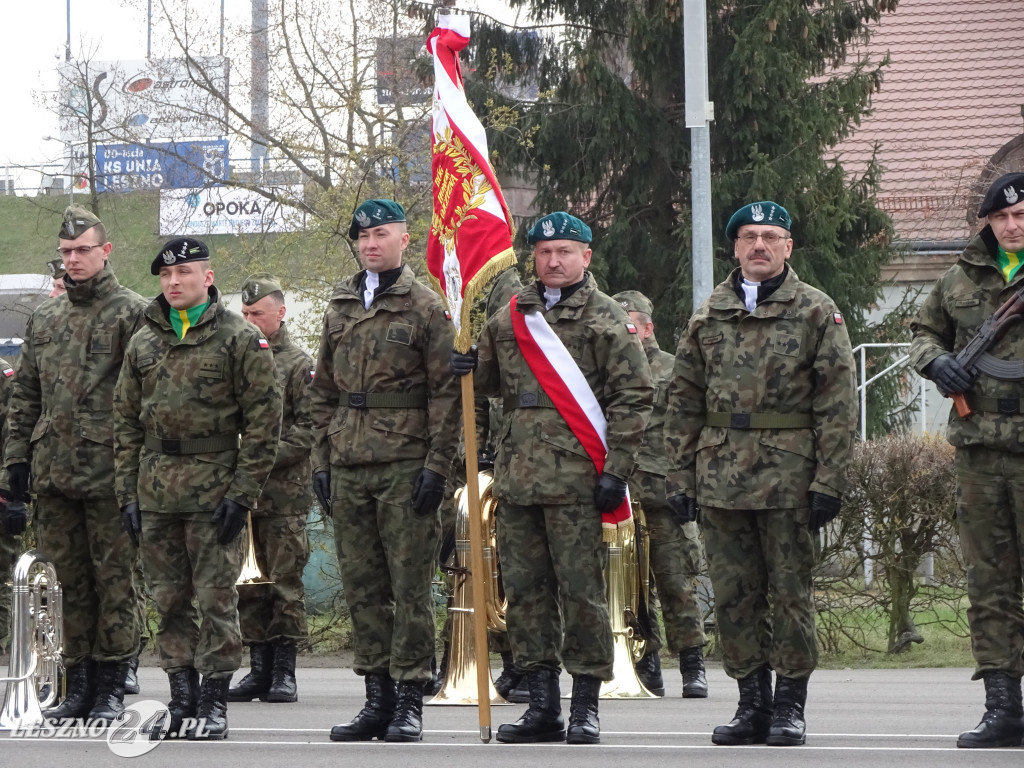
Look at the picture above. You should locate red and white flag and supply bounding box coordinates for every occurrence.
[426,14,517,349]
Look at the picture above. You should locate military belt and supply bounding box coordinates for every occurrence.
[705,411,813,429]
[144,433,239,455]
[342,391,428,409]
[504,392,556,411]
[964,394,1024,416]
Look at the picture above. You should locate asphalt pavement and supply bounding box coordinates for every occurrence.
[2,664,1020,767]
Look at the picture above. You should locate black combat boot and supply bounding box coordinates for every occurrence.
[680,646,708,698]
[494,651,525,700]
[165,668,200,738]
[46,659,96,721]
[712,666,773,745]
[566,674,602,744]
[767,675,808,746]
[496,667,566,743]
[87,659,132,724]
[124,655,141,695]
[957,671,1024,748]
[227,643,273,702]
[635,651,665,697]
[265,642,298,703]
[330,672,397,742]
[385,680,425,742]
[187,677,230,740]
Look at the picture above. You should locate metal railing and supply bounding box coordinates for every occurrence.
[853,342,927,441]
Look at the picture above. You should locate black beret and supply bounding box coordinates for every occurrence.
[151,237,210,275]
[978,172,1024,218]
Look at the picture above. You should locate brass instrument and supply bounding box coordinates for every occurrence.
[236,510,271,585]
[599,504,658,699]
[428,471,509,706]
[0,550,63,729]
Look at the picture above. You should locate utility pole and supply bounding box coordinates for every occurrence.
[251,0,270,178]
[684,0,715,309]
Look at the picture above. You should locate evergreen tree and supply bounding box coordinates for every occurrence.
[464,0,900,352]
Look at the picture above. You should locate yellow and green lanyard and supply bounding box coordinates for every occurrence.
[997,246,1022,284]
[169,301,209,339]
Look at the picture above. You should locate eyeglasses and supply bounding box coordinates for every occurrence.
[56,244,104,258]
[737,232,789,245]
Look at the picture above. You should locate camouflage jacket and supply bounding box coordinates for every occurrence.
[261,322,314,515]
[309,264,460,476]
[665,267,857,509]
[631,337,675,505]
[910,227,1024,452]
[0,358,13,494]
[113,287,283,514]
[5,265,146,499]
[474,273,654,505]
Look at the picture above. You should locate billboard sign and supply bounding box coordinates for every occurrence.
[59,57,230,142]
[160,185,305,236]
[95,140,229,192]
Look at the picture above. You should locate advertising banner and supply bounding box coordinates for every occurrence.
[95,140,229,192]
[59,57,230,143]
[159,185,305,236]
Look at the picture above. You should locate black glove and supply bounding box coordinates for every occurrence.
[212,498,248,545]
[450,345,478,377]
[313,471,331,512]
[121,502,142,546]
[2,500,27,536]
[411,468,446,518]
[923,353,974,397]
[667,493,700,526]
[808,491,843,530]
[477,449,495,471]
[7,462,30,502]
[594,472,629,514]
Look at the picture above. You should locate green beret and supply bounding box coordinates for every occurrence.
[978,172,1024,217]
[151,237,210,275]
[611,290,653,316]
[349,198,407,240]
[526,211,592,245]
[59,205,102,239]
[240,272,284,305]
[46,257,67,279]
[725,201,792,240]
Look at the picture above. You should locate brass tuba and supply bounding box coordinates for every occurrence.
[428,470,509,706]
[599,504,659,698]
[0,550,63,729]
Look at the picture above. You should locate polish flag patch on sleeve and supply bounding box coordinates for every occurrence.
[2,366,12,377]
[443,310,452,321]
[257,337,270,349]
[833,312,844,325]
[625,322,638,334]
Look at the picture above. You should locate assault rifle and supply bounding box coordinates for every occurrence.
[950,283,1024,418]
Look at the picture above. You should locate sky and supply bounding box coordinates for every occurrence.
[1,0,526,193]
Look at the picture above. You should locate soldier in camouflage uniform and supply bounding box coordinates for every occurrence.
[3,206,146,724]
[452,212,654,745]
[47,256,68,298]
[665,201,856,747]
[228,273,312,705]
[611,290,708,699]
[0,358,22,651]
[311,199,460,744]
[114,238,283,741]
[910,172,1024,749]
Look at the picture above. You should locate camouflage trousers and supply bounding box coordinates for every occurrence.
[0,530,24,647]
[702,504,819,680]
[497,501,613,680]
[237,509,310,643]
[141,513,245,679]
[642,502,708,654]
[331,459,439,683]
[35,495,141,665]
[955,446,1024,679]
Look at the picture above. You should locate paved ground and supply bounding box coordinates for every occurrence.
[3,664,1021,766]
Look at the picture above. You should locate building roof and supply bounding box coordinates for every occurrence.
[835,0,1024,245]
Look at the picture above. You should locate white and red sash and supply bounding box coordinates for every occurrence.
[509,295,632,535]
